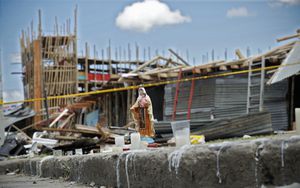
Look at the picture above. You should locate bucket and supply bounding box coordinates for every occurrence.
[171,120,190,147]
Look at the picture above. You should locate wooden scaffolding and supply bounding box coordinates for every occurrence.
[20,8,78,123]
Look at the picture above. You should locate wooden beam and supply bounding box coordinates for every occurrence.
[12,124,32,141]
[49,108,69,128]
[131,56,161,73]
[158,72,178,78]
[33,40,42,124]
[118,56,161,81]
[138,74,153,80]
[168,49,190,66]
[38,127,102,135]
[235,49,245,60]
[144,65,184,75]
[277,32,300,42]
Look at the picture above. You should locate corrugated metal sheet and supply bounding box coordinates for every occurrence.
[268,41,300,84]
[164,79,215,121]
[155,112,273,142]
[163,75,289,131]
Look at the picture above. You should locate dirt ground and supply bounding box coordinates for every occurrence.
[0,174,89,188]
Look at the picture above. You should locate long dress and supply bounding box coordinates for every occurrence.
[130,95,155,137]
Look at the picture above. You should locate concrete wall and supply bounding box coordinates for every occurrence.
[1,136,300,188]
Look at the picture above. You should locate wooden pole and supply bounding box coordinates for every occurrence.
[38,10,42,38]
[108,40,112,74]
[168,49,190,66]
[109,93,112,127]
[127,85,131,124]
[85,42,89,92]
[136,43,139,72]
[74,5,78,93]
[101,49,104,83]
[94,45,97,90]
[128,43,131,71]
[33,40,42,125]
[115,92,119,127]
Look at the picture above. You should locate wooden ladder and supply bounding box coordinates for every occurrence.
[246,56,265,114]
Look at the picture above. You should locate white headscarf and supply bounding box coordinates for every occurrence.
[137,87,150,108]
[137,87,147,101]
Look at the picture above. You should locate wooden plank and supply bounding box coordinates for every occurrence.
[75,124,98,132]
[39,127,102,135]
[158,72,178,78]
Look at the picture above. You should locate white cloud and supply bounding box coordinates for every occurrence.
[269,0,300,7]
[277,0,300,5]
[226,7,251,18]
[115,0,191,32]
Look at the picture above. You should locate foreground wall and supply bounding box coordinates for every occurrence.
[1,136,300,188]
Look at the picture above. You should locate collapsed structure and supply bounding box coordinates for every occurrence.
[1,8,300,156]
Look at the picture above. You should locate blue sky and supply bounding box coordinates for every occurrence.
[0,0,299,102]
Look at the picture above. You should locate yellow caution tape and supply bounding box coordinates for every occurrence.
[0,62,299,106]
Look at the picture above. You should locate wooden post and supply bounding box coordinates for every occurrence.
[115,92,119,127]
[148,46,151,60]
[128,43,131,71]
[109,93,112,127]
[186,49,189,64]
[33,40,42,124]
[121,91,126,126]
[74,5,78,93]
[108,40,112,74]
[94,45,97,90]
[115,47,118,74]
[85,43,89,92]
[106,94,109,127]
[136,43,139,70]
[126,85,131,124]
[38,10,42,38]
[101,49,104,82]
